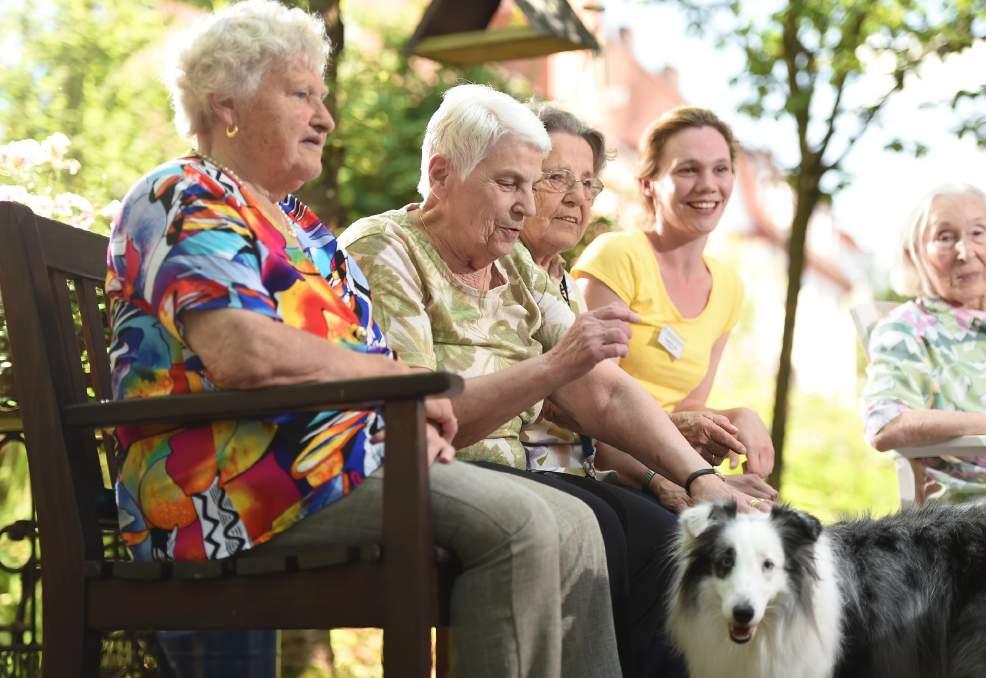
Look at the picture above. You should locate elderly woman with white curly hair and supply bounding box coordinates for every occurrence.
[105,1,620,676]
[341,83,770,678]
[863,183,986,504]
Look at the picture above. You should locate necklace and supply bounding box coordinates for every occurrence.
[193,150,297,242]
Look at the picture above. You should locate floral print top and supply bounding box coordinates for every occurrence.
[339,206,576,469]
[862,296,986,503]
[107,156,391,561]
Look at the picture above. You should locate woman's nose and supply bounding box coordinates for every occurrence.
[956,239,969,260]
[314,101,335,135]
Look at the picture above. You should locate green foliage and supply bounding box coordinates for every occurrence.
[650,0,985,476]
[0,0,186,210]
[323,27,529,230]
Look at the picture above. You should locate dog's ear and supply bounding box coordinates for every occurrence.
[770,504,822,544]
[680,500,736,543]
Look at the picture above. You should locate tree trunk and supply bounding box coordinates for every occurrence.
[767,173,822,491]
[299,0,345,231]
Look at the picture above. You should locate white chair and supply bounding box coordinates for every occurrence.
[851,301,986,507]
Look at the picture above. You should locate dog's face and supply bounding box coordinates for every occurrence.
[677,501,822,645]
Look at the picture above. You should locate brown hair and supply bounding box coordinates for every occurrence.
[528,101,608,175]
[637,106,738,217]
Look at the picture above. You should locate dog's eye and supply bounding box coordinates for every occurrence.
[763,559,775,572]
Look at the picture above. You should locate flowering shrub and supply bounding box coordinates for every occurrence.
[0,133,119,230]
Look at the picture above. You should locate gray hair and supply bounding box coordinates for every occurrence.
[528,102,608,175]
[418,84,551,199]
[166,0,331,139]
[891,183,986,297]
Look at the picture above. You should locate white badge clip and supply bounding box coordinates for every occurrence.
[656,325,685,360]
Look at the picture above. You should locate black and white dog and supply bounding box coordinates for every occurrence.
[668,500,986,678]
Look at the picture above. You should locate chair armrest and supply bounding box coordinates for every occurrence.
[62,372,463,428]
[0,412,22,434]
[895,435,986,459]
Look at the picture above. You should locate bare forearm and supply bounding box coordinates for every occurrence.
[594,441,652,489]
[556,364,709,486]
[183,308,402,389]
[871,409,986,451]
[452,354,569,447]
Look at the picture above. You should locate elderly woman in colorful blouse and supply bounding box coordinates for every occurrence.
[106,3,620,676]
[863,184,986,504]
[339,84,769,678]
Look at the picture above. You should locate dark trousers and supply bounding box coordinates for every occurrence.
[470,462,686,678]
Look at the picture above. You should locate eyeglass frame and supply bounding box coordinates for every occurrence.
[534,167,604,202]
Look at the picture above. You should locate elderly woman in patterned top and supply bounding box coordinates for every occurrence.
[863,184,986,504]
[106,2,621,676]
[339,84,769,678]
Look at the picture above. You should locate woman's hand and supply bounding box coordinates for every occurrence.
[729,408,774,477]
[426,423,456,465]
[689,474,772,514]
[546,304,639,382]
[670,411,746,467]
[724,473,778,501]
[648,474,693,513]
[426,397,458,443]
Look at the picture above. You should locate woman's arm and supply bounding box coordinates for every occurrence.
[870,409,986,451]
[594,442,693,512]
[674,332,774,477]
[182,308,403,389]
[182,307,459,447]
[451,304,638,447]
[551,361,768,511]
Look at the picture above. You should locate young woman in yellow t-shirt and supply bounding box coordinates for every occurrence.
[573,107,776,488]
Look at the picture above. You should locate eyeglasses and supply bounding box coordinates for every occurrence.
[535,168,604,201]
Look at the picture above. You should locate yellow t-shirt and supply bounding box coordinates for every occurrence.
[572,230,744,411]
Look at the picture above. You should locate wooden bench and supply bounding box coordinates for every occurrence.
[0,201,462,677]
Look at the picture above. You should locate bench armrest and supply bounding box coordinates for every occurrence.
[895,434,986,459]
[62,372,463,428]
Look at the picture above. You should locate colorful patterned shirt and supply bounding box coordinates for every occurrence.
[107,156,391,561]
[338,206,575,469]
[862,297,986,504]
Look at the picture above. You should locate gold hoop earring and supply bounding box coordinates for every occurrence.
[225,124,239,138]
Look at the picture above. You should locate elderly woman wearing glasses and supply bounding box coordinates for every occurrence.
[863,184,986,504]
[340,85,768,678]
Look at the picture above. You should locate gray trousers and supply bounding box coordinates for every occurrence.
[253,460,620,678]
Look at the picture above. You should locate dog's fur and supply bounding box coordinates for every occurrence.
[668,501,986,678]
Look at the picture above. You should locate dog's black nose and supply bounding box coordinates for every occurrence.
[732,604,755,625]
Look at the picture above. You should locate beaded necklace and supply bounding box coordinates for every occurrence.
[193,151,298,243]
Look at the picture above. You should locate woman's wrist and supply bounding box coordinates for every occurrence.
[683,467,724,496]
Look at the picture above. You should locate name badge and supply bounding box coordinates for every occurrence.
[655,325,685,360]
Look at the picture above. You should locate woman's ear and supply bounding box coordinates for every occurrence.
[208,93,237,130]
[638,177,653,197]
[428,155,451,199]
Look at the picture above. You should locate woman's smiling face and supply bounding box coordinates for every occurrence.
[522,132,597,260]
[645,125,734,237]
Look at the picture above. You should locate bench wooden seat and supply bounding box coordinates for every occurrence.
[0,200,461,677]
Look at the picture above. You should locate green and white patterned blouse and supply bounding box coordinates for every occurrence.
[338,206,576,469]
[862,296,986,504]
[519,268,596,475]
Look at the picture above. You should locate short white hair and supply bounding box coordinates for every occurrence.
[892,183,986,297]
[418,84,551,199]
[166,0,331,139]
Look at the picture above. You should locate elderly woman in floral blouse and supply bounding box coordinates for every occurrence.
[340,84,768,678]
[863,184,986,503]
